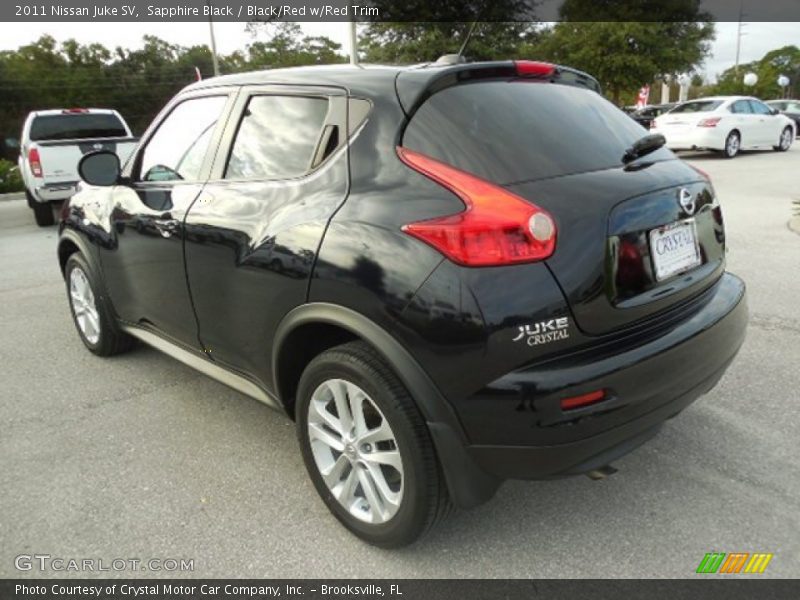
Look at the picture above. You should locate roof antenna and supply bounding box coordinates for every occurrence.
[436,22,478,65]
[458,21,479,58]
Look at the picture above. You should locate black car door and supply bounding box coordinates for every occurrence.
[100,90,236,347]
[183,85,351,390]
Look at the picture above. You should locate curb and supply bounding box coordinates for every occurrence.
[789,216,800,236]
[0,192,24,202]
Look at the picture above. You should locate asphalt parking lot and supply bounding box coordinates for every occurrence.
[1,146,799,579]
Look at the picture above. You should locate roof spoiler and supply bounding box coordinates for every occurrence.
[396,60,601,116]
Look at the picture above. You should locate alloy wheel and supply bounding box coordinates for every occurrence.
[780,128,792,150]
[69,267,101,344]
[726,133,740,157]
[307,378,403,524]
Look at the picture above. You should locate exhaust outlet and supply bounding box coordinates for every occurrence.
[586,465,618,480]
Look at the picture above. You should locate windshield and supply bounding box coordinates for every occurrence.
[30,113,127,141]
[403,81,672,184]
[669,101,723,114]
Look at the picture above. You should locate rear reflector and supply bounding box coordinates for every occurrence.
[514,60,556,77]
[689,164,711,180]
[397,147,557,267]
[28,147,43,178]
[697,117,721,127]
[560,390,606,411]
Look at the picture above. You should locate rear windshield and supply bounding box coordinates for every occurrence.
[30,113,127,141]
[669,101,723,114]
[402,81,670,184]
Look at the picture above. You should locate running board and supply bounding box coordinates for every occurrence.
[122,326,282,411]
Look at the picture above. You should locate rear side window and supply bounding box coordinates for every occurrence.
[671,101,723,114]
[403,81,663,184]
[225,95,328,180]
[29,113,126,141]
[730,100,752,114]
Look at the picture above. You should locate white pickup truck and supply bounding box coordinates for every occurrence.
[18,108,138,226]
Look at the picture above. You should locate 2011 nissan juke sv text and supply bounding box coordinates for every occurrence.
[58,60,748,547]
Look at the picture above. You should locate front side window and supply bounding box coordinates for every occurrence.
[748,100,772,115]
[225,95,329,180]
[139,96,227,182]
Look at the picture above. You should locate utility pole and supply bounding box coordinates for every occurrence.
[734,0,746,79]
[349,17,359,66]
[207,0,220,77]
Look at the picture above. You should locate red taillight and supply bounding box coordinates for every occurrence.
[514,60,556,78]
[560,390,606,411]
[397,147,556,267]
[28,147,43,178]
[697,117,721,128]
[62,108,89,114]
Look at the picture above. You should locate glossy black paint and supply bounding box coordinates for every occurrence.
[59,62,748,508]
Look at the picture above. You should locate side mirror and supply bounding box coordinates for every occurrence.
[78,150,120,186]
[769,107,780,116]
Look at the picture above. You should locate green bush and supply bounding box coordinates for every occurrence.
[0,159,24,194]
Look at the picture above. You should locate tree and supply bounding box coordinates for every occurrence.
[529,0,715,104]
[712,45,800,99]
[359,0,538,63]
[244,22,346,67]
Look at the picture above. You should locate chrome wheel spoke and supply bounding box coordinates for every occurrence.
[358,421,394,446]
[363,449,402,471]
[333,466,359,506]
[320,453,350,488]
[362,460,401,510]
[356,466,388,522]
[308,421,344,453]
[329,379,354,434]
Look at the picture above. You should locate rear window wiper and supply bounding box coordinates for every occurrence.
[622,133,666,164]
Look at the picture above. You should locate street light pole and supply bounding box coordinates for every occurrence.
[734,0,746,79]
[207,0,220,77]
[349,17,359,66]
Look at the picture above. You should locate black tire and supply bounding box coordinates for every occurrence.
[64,252,135,356]
[723,130,740,159]
[296,341,451,547]
[773,126,793,151]
[29,193,55,227]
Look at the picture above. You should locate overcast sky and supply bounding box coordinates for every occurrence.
[1,21,798,82]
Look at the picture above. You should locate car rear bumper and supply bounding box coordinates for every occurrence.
[662,127,725,151]
[33,182,78,203]
[460,272,747,480]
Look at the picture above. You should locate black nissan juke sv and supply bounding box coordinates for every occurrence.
[59,60,748,547]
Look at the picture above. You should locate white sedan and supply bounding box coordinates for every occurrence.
[652,96,796,158]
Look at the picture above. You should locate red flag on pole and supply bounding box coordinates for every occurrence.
[636,85,650,108]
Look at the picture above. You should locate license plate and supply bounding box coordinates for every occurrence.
[649,219,701,281]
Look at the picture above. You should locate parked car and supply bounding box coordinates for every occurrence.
[59,61,747,547]
[630,103,677,129]
[651,96,795,158]
[18,108,138,226]
[765,99,800,135]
